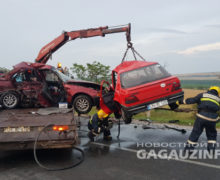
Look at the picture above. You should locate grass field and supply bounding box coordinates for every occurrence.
[180,80,220,89]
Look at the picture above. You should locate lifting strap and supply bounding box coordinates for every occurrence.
[121,42,146,62]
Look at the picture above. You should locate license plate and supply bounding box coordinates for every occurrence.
[4,127,30,133]
[147,100,168,110]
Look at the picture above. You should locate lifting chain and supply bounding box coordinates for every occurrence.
[121,41,146,62]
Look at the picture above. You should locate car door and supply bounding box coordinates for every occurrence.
[40,69,66,103]
[12,69,43,102]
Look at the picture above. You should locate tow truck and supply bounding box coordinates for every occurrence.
[0,24,131,151]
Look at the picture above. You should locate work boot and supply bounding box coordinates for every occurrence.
[103,135,112,141]
[183,142,195,156]
[88,131,95,142]
[207,143,216,156]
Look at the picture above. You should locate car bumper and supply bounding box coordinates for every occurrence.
[122,91,184,115]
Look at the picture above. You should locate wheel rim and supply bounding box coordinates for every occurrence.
[3,94,17,108]
[75,98,89,112]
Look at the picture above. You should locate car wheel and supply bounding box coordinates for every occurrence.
[73,95,92,114]
[122,109,132,124]
[0,92,19,109]
[169,102,179,110]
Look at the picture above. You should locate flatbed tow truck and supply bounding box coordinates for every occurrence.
[0,24,131,152]
[0,107,78,151]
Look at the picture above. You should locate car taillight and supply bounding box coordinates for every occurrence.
[125,95,139,104]
[171,82,181,91]
[53,125,69,131]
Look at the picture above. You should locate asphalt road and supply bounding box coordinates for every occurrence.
[0,117,220,180]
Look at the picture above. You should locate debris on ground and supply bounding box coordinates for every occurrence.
[142,124,187,134]
[164,125,187,134]
[168,120,180,124]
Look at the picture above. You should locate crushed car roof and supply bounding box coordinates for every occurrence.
[13,61,52,69]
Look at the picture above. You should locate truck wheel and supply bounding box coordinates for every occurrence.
[122,109,132,124]
[0,92,19,109]
[73,95,92,114]
[169,102,179,110]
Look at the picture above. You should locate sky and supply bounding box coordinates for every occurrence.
[0,0,220,74]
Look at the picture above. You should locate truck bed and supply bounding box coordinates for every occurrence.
[0,108,78,150]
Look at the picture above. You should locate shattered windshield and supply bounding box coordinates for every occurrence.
[120,63,171,89]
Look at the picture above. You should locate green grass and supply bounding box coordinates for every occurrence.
[134,109,195,125]
[181,80,220,89]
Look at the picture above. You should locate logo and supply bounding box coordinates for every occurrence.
[160,83,166,88]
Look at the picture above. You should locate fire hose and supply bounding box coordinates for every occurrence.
[33,117,121,170]
[117,118,121,139]
[33,124,85,171]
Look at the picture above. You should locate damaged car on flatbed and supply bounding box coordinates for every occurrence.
[0,62,100,114]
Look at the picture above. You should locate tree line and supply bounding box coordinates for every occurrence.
[70,61,111,83]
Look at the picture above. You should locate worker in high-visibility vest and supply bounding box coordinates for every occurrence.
[88,82,122,142]
[57,62,64,73]
[180,86,220,154]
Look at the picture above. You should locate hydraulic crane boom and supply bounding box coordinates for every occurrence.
[35,24,131,64]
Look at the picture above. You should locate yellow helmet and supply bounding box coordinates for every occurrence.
[57,62,62,68]
[209,86,220,95]
[97,109,109,119]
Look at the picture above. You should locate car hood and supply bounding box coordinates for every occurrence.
[0,76,7,81]
[65,80,100,91]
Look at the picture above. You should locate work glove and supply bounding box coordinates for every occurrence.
[93,127,102,135]
[108,120,113,129]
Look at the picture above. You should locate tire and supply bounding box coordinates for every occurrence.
[169,102,179,110]
[122,109,132,124]
[73,95,92,114]
[0,92,19,109]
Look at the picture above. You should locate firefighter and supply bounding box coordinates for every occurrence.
[181,86,220,154]
[57,62,64,73]
[88,109,113,142]
[88,81,121,142]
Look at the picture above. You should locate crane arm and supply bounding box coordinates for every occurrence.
[35,24,131,64]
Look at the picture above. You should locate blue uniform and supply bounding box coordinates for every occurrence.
[185,90,220,151]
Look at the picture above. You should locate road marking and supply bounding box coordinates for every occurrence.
[91,142,220,170]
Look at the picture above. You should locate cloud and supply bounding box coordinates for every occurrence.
[177,42,220,55]
[145,28,187,34]
[205,24,220,28]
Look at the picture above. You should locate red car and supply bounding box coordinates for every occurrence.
[111,60,184,123]
[0,62,100,114]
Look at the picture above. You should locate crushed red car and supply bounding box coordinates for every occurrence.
[111,60,184,123]
[0,62,100,114]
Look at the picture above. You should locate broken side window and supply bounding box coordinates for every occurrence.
[44,71,59,82]
[12,72,26,83]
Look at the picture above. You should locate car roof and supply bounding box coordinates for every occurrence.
[13,61,52,69]
[113,60,157,74]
